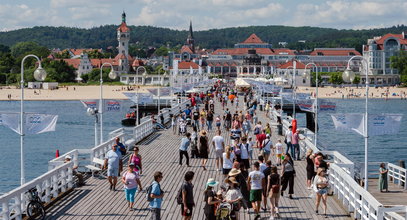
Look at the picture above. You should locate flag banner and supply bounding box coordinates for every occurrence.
[173,60,178,75]
[331,113,402,136]
[123,92,138,103]
[146,88,158,96]
[331,113,365,136]
[199,66,202,75]
[80,100,98,109]
[1,113,58,135]
[139,93,154,104]
[369,114,402,136]
[296,93,311,100]
[25,113,58,135]
[1,113,20,134]
[319,100,336,112]
[189,66,193,75]
[297,99,315,112]
[281,92,293,102]
[104,100,121,112]
[207,66,211,74]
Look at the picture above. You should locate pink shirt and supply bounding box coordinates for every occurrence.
[123,171,139,189]
[292,133,299,145]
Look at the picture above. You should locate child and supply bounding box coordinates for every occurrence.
[248,136,255,161]
[274,139,283,166]
[215,115,222,130]
[179,119,187,135]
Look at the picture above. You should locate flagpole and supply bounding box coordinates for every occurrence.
[304,63,318,148]
[99,63,115,144]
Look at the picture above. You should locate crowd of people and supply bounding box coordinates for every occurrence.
[101,81,334,220]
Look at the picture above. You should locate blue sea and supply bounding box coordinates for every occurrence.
[1,99,407,193]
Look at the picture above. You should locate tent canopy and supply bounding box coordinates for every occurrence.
[235,78,251,88]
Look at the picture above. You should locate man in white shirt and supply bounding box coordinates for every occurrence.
[247,162,265,220]
[239,137,250,169]
[285,126,294,157]
[212,130,225,171]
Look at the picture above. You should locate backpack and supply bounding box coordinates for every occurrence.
[176,184,184,205]
[146,182,160,202]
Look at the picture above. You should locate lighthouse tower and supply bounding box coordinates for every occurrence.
[117,11,130,73]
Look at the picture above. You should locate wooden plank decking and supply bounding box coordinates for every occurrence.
[368,178,407,206]
[45,98,352,220]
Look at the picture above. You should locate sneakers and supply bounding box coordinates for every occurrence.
[254,214,261,220]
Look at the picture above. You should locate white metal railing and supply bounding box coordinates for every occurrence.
[270,103,407,219]
[90,133,126,161]
[0,162,73,220]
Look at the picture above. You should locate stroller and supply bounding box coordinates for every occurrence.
[216,203,232,220]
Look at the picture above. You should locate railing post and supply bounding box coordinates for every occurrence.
[73,150,79,169]
[2,201,10,220]
[377,206,384,220]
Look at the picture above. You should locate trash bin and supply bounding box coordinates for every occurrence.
[277,124,283,136]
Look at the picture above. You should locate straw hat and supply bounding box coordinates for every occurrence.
[226,176,238,184]
[228,168,241,176]
[200,130,207,136]
[206,178,219,187]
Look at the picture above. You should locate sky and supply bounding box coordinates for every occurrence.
[1,0,406,31]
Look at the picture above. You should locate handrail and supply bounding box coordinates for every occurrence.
[0,162,73,220]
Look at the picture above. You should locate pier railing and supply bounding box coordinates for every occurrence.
[269,108,407,219]
[0,162,73,220]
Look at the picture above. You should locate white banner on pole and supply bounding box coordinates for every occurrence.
[331,113,402,136]
[207,66,211,74]
[190,66,193,75]
[173,60,178,75]
[1,113,58,135]
[104,100,121,112]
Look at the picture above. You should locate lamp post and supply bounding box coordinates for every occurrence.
[86,107,99,146]
[20,54,47,185]
[343,56,369,190]
[99,63,117,144]
[304,63,318,148]
[284,66,295,117]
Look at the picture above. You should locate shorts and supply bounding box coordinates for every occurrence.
[276,154,282,159]
[125,188,137,202]
[107,167,119,177]
[263,149,271,156]
[250,189,262,202]
[317,188,328,195]
[216,122,221,127]
[215,149,224,158]
[223,168,231,175]
[181,203,193,216]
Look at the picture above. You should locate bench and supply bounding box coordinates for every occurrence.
[85,158,105,177]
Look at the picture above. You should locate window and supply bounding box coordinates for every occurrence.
[122,42,124,46]
[317,52,324,56]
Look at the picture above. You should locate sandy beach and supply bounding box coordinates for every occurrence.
[1,85,407,101]
[0,85,158,101]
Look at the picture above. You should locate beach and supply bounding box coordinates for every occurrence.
[1,85,407,101]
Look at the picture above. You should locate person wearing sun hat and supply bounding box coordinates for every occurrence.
[203,178,220,220]
[225,177,243,219]
[228,168,251,211]
[199,130,210,170]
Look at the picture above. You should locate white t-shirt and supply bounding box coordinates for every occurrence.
[212,136,225,151]
[275,143,283,154]
[225,188,243,201]
[285,130,292,143]
[223,152,235,169]
[239,143,250,159]
[260,163,267,173]
[262,138,272,152]
[248,170,265,190]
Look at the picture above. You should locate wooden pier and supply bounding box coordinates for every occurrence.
[45,98,352,220]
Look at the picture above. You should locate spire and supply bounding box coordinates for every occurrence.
[188,20,193,39]
[122,11,126,23]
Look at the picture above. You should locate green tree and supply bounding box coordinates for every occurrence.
[83,68,119,83]
[391,51,407,83]
[311,71,322,87]
[42,59,76,82]
[154,46,169,57]
[329,72,343,84]
[129,45,147,58]
[352,75,361,84]
[87,49,104,59]
[11,41,49,58]
[54,50,71,59]
[0,53,16,73]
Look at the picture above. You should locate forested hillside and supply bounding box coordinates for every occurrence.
[0,25,406,52]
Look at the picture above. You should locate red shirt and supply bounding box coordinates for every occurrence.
[256,133,266,148]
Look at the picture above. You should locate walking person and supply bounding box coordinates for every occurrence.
[212,130,225,171]
[225,177,243,220]
[242,118,251,137]
[103,144,123,191]
[199,130,209,170]
[129,146,142,174]
[239,137,250,170]
[149,171,164,220]
[181,171,195,220]
[179,133,191,167]
[172,115,177,135]
[247,162,265,220]
[313,168,329,217]
[285,126,294,157]
[262,134,272,162]
[204,178,220,220]
[306,149,316,189]
[262,160,272,212]
[122,163,142,211]
[281,153,295,199]
[274,140,283,166]
[379,163,388,192]
[193,109,200,130]
[200,109,206,130]
[267,166,281,219]
[223,146,235,177]
[190,127,199,158]
[292,129,304,160]
[215,115,222,130]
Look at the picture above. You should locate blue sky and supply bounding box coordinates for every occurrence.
[1,0,406,31]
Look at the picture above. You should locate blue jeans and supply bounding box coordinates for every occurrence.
[194,119,199,130]
[286,142,294,158]
[207,120,213,131]
[293,144,300,160]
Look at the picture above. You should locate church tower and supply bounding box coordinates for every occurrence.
[186,20,195,53]
[117,11,130,73]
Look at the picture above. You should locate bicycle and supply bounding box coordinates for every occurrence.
[26,188,45,220]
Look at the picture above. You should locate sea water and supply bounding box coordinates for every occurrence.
[0,99,406,194]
